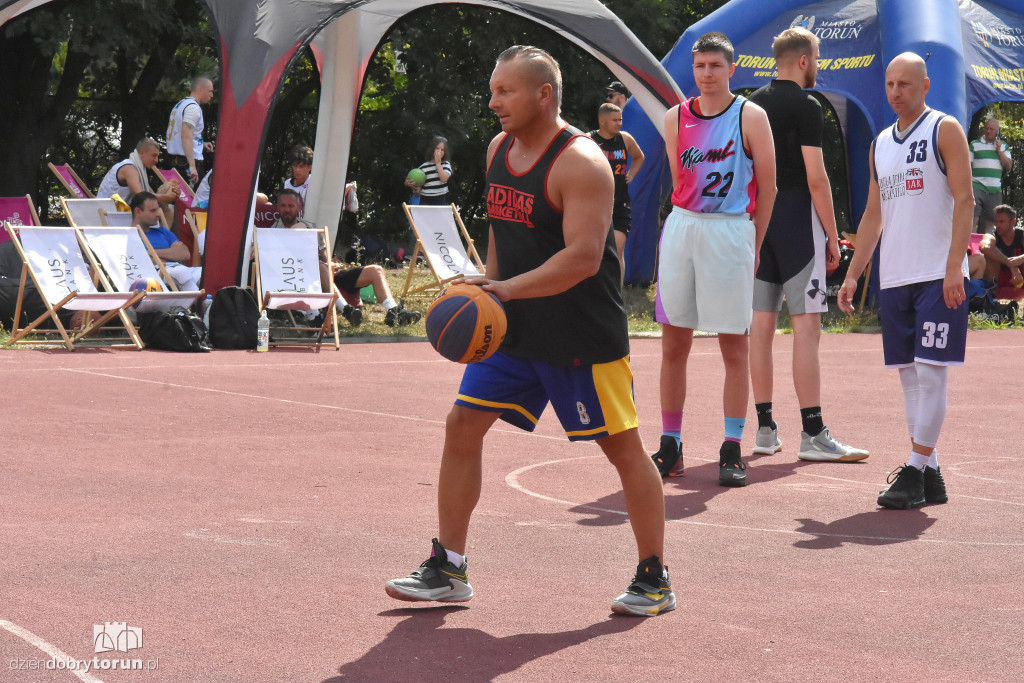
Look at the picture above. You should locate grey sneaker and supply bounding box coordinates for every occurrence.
[752,425,782,455]
[798,428,869,462]
[610,555,676,617]
[385,538,473,603]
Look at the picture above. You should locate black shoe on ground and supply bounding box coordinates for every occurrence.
[923,465,948,504]
[651,435,684,478]
[385,303,422,327]
[610,555,676,616]
[341,304,362,327]
[384,538,473,603]
[877,464,926,509]
[718,440,747,487]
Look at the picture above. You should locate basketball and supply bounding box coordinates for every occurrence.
[407,168,427,187]
[426,284,507,364]
[129,277,163,307]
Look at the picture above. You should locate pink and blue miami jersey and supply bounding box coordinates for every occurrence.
[671,96,756,215]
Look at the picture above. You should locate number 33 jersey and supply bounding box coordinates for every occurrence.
[671,95,757,216]
[873,108,967,289]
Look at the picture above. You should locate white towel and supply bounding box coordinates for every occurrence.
[129,150,154,193]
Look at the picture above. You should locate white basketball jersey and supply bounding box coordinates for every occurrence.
[873,109,967,289]
[96,159,134,199]
[166,97,204,159]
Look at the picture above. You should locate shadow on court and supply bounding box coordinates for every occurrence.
[792,510,937,549]
[324,607,643,681]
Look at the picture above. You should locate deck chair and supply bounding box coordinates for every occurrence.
[0,195,41,245]
[61,197,118,227]
[155,168,194,207]
[401,203,485,297]
[3,223,143,350]
[99,208,134,227]
[48,162,94,198]
[253,226,340,350]
[76,225,204,313]
[183,208,207,267]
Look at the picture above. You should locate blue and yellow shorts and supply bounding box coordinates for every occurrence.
[454,351,639,441]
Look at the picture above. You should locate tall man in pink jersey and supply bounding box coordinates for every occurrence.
[651,32,777,486]
[839,53,973,509]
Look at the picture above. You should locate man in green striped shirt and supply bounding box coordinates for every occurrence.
[970,117,1012,234]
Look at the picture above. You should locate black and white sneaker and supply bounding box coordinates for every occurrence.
[385,538,473,602]
[610,555,676,617]
[877,465,926,509]
[718,440,747,487]
[385,303,422,327]
[651,435,684,477]
[923,465,948,505]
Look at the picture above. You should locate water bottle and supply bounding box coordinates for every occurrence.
[202,294,214,329]
[257,309,270,352]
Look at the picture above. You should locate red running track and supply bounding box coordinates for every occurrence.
[1,331,1021,681]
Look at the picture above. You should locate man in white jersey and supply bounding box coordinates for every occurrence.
[97,138,180,207]
[650,32,776,487]
[838,52,973,510]
[167,76,215,185]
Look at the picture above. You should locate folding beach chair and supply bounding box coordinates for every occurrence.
[0,195,41,245]
[99,209,134,227]
[77,225,204,313]
[155,168,194,207]
[61,197,119,227]
[3,223,143,350]
[253,226,340,350]
[48,162,94,198]
[183,208,207,266]
[401,203,485,297]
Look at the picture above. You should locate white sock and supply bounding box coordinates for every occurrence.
[927,451,939,469]
[382,297,397,311]
[908,451,929,470]
[335,299,347,312]
[445,549,465,566]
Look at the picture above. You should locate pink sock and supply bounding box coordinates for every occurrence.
[662,410,683,434]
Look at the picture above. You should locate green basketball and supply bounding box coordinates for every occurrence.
[407,168,427,187]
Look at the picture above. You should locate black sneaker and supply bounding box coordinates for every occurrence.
[651,435,684,477]
[610,555,676,617]
[341,304,362,327]
[385,303,422,327]
[923,465,948,504]
[384,538,473,603]
[718,440,747,487]
[877,465,926,509]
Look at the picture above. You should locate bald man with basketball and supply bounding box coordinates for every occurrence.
[385,46,673,617]
[838,53,973,509]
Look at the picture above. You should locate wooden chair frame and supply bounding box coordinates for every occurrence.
[400,203,485,298]
[48,162,94,198]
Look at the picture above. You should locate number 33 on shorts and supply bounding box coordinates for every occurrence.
[921,321,948,348]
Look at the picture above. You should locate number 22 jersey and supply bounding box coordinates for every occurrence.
[671,95,756,215]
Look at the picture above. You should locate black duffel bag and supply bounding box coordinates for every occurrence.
[139,310,212,352]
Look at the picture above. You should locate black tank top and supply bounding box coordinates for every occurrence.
[486,125,629,366]
[589,130,629,202]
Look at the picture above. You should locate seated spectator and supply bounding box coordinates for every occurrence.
[130,191,202,292]
[271,189,421,327]
[98,138,180,225]
[283,145,313,205]
[980,204,1024,289]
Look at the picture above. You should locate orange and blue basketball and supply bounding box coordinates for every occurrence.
[426,284,507,364]
[129,277,162,307]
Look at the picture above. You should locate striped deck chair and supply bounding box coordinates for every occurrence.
[76,225,204,313]
[3,223,143,350]
[400,203,485,297]
[253,226,340,350]
[48,162,94,198]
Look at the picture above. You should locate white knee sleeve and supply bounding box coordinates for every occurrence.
[898,365,919,441]
[912,362,948,448]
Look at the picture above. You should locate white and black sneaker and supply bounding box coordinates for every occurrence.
[798,428,869,462]
[385,538,473,603]
[610,555,676,617]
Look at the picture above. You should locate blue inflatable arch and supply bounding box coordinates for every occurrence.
[624,0,1024,285]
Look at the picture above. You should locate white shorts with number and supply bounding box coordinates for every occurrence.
[655,206,756,334]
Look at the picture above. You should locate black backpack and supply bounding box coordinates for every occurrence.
[139,311,212,352]
[209,286,259,349]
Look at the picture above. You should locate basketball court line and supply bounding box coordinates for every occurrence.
[505,456,1024,546]
[0,619,104,683]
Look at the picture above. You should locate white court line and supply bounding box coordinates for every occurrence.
[505,456,1024,546]
[0,619,104,683]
